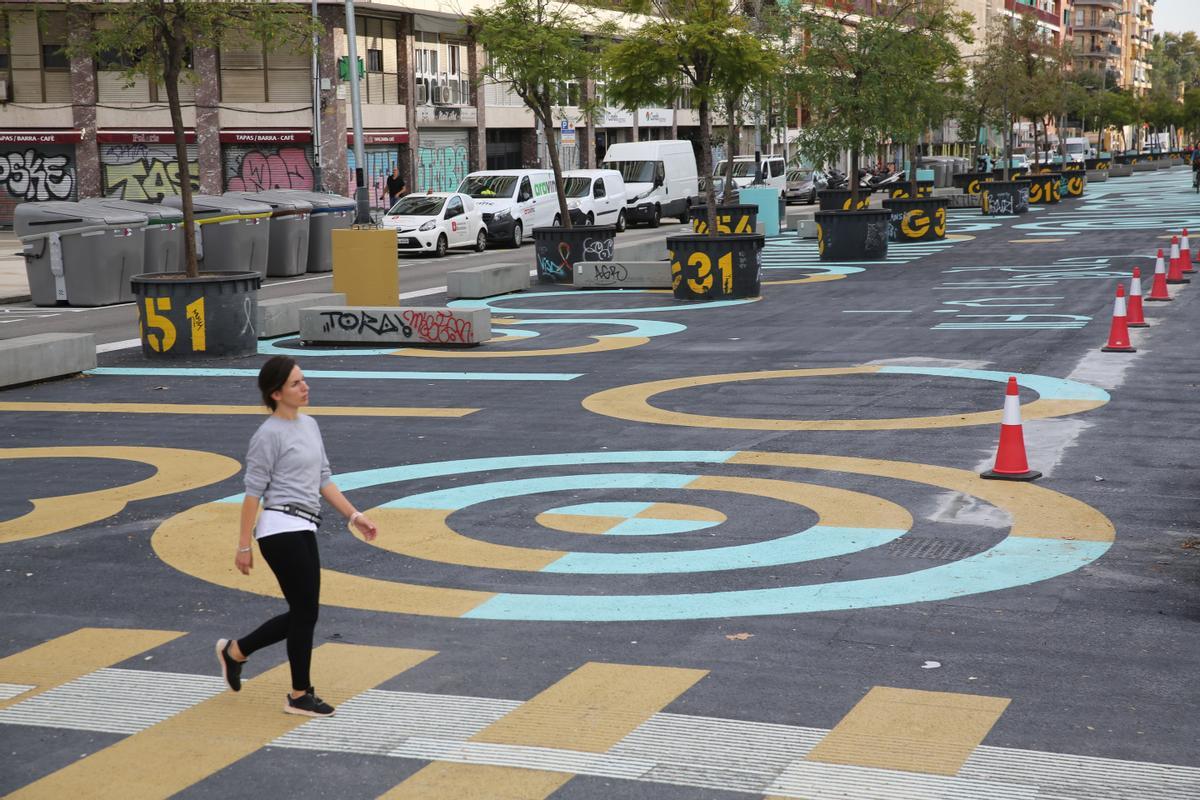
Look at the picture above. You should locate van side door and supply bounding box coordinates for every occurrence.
[517,176,535,230]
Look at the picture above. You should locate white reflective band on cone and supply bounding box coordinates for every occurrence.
[1129,276,1142,296]
[1171,243,1181,258]
[1114,295,1127,317]
[1002,394,1022,426]
[1155,257,1166,274]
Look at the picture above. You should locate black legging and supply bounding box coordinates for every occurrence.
[237,530,321,691]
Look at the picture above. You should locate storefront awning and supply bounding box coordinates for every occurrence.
[0,130,83,144]
[219,130,312,144]
[97,130,195,144]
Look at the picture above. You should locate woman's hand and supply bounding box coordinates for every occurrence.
[235,548,254,575]
[351,513,378,542]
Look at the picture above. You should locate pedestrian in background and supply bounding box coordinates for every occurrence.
[216,355,378,717]
[385,165,406,208]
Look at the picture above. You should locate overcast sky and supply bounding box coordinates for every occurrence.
[1153,0,1199,34]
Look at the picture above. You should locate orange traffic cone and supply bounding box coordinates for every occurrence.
[1166,236,1189,284]
[1101,284,1137,353]
[1182,229,1196,273]
[981,377,1041,481]
[1127,267,1147,327]
[1146,249,1172,302]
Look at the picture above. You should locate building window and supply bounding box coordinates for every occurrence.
[219,30,311,103]
[416,32,470,107]
[357,17,399,105]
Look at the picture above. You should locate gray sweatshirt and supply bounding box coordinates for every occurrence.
[243,414,332,511]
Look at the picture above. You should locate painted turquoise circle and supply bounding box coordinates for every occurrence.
[448,290,757,315]
[216,449,1112,621]
[542,501,723,536]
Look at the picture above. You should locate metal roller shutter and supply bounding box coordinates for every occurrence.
[0,144,77,228]
[101,143,199,202]
[347,145,401,211]
[223,144,314,192]
[416,130,469,192]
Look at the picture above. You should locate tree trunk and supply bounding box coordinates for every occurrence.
[849,145,861,206]
[699,96,717,237]
[909,139,919,197]
[540,98,571,229]
[164,20,198,278]
[723,95,738,203]
[1002,103,1012,182]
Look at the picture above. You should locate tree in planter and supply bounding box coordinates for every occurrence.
[602,0,776,235]
[881,3,972,200]
[789,1,942,208]
[972,15,1042,181]
[71,1,317,278]
[470,0,611,230]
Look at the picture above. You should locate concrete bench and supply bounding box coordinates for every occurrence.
[572,261,672,289]
[1132,162,1158,173]
[614,240,668,262]
[1086,170,1108,183]
[0,332,95,388]
[795,219,818,240]
[947,193,981,209]
[1109,163,1133,178]
[257,292,346,339]
[446,262,529,299]
[299,306,490,346]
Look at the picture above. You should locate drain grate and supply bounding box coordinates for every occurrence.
[887,536,989,562]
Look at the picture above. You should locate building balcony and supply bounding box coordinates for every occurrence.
[1073,0,1122,9]
[1073,18,1123,33]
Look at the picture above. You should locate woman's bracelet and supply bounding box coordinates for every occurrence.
[237,545,252,553]
[349,511,363,525]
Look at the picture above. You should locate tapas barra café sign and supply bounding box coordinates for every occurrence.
[0,131,83,144]
[218,131,313,144]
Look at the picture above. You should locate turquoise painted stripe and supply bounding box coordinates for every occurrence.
[465,537,1112,620]
[381,473,698,510]
[448,291,756,315]
[259,329,541,356]
[541,525,906,575]
[87,367,582,381]
[500,318,687,338]
[550,501,653,518]
[604,517,720,536]
[877,366,1109,402]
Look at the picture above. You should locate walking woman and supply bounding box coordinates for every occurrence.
[216,355,377,717]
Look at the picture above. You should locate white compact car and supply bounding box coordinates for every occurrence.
[380,192,487,257]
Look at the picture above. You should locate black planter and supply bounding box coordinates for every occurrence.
[1062,172,1087,198]
[888,181,934,199]
[666,233,764,300]
[131,271,261,358]
[981,180,1031,216]
[1085,157,1111,171]
[532,224,617,284]
[688,204,758,235]
[1060,162,1085,173]
[992,168,1029,180]
[814,209,891,262]
[952,172,989,196]
[1027,172,1062,205]
[883,197,950,243]
[817,189,872,211]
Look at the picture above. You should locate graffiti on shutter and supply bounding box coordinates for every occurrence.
[223,145,314,192]
[101,144,200,201]
[0,145,77,227]
[417,130,469,192]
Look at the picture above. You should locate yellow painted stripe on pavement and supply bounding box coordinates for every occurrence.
[636,502,725,522]
[0,402,476,417]
[9,643,435,800]
[381,662,707,799]
[394,336,647,358]
[805,686,1010,775]
[535,512,621,534]
[0,628,183,711]
[686,475,912,531]
[367,507,566,570]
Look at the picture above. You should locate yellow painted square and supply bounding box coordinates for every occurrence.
[805,686,1010,775]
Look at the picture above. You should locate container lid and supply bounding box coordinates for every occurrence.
[224,190,313,214]
[77,198,184,225]
[14,200,148,236]
[265,189,356,211]
[162,193,272,216]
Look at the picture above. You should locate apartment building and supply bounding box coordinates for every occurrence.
[0,1,705,228]
[1067,0,1154,95]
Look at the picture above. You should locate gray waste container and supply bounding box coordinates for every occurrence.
[162,194,271,278]
[224,191,312,277]
[266,190,354,273]
[79,199,185,274]
[15,200,147,307]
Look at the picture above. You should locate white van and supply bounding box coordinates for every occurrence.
[562,169,628,230]
[714,155,787,192]
[602,140,698,227]
[456,169,557,247]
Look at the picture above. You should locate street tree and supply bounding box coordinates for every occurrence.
[972,15,1043,180]
[70,1,316,278]
[788,0,949,205]
[880,2,972,198]
[470,0,612,229]
[603,0,776,234]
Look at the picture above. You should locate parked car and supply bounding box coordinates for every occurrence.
[380,192,487,257]
[457,169,557,247]
[602,139,698,227]
[561,169,628,230]
[784,168,825,204]
[713,155,787,192]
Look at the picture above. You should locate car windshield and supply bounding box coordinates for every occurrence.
[787,170,812,182]
[563,177,591,197]
[458,175,517,198]
[388,195,445,216]
[1065,142,1086,153]
[605,160,657,183]
[715,161,761,178]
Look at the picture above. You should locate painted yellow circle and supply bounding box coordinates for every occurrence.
[581,366,1107,431]
[536,502,727,535]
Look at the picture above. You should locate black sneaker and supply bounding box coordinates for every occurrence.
[215,639,242,692]
[284,690,335,717]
